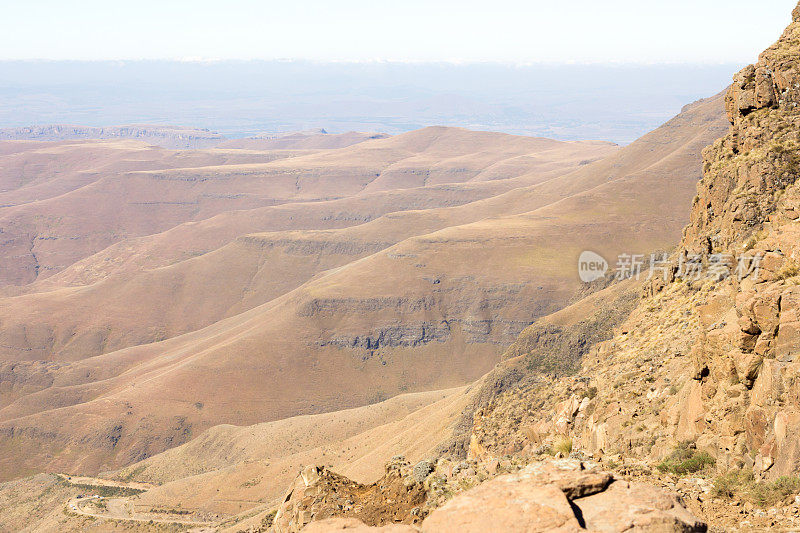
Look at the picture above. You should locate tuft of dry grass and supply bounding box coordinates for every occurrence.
[553,437,573,456]
[743,230,767,251]
[777,260,800,280]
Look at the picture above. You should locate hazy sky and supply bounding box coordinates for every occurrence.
[2,0,797,63]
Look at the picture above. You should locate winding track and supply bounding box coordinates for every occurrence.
[59,473,215,528]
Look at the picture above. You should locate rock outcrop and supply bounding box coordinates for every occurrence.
[274,459,704,532]
[423,459,704,533]
[683,3,800,252]
[272,459,427,533]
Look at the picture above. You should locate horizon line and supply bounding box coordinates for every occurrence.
[0,57,749,67]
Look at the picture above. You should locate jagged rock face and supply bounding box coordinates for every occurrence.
[670,2,800,479]
[684,5,800,252]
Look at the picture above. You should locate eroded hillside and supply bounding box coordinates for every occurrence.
[0,98,728,486]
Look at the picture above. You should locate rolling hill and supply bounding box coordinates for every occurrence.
[0,96,725,486]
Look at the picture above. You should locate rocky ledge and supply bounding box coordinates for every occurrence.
[270,458,705,533]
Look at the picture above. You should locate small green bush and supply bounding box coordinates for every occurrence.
[713,469,800,507]
[712,469,755,499]
[752,476,800,507]
[657,442,715,475]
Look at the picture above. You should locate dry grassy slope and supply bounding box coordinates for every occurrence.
[0,386,475,531]
[0,141,305,227]
[0,102,721,364]
[0,472,192,532]
[0,130,613,362]
[0,178,630,364]
[0,474,84,533]
[0,98,726,483]
[0,128,607,287]
[0,281,641,532]
[0,230,407,363]
[0,140,316,286]
[22,182,504,292]
[113,386,475,516]
[217,130,391,150]
[0,280,674,532]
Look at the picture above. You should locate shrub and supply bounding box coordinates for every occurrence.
[712,469,755,499]
[713,469,800,507]
[66,482,145,497]
[656,442,715,475]
[751,476,800,507]
[262,510,277,528]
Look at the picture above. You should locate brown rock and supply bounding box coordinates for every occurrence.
[511,459,613,499]
[421,481,582,533]
[419,460,703,532]
[776,287,800,361]
[771,410,800,478]
[574,480,707,532]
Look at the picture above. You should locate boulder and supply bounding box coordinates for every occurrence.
[510,459,613,499]
[419,460,704,532]
[574,479,707,532]
[421,481,582,533]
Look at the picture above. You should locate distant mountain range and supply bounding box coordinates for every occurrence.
[0,124,388,150]
[0,61,739,144]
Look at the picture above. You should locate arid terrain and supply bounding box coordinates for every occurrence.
[6,3,800,532]
[0,95,729,486]
[0,93,729,529]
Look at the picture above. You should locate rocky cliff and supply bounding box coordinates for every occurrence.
[0,124,226,149]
